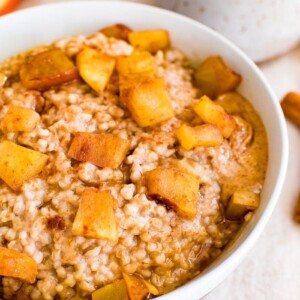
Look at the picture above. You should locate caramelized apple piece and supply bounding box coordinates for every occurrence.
[128,30,170,53]
[92,279,129,300]
[117,51,155,77]
[125,77,174,127]
[123,273,159,300]
[145,167,199,218]
[176,123,223,150]
[0,247,37,283]
[72,189,118,242]
[20,48,79,90]
[1,105,40,133]
[195,56,241,98]
[0,141,48,191]
[226,190,260,220]
[68,132,130,169]
[100,23,132,41]
[0,71,7,87]
[77,48,115,93]
[193,95,236,138]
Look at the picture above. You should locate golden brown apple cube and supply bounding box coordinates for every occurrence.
[100,23,132,41]
[176,124,223,150]
[193,95,236,138]
[126,77,174,127]
[92,279,129,300]
[128,30,170,53]
[20,48,79,90]
[77,48,116,93]
[116,50,156,77]
[226,190,260,220]
[0,247,37,283]
[1,105,40,133]
[72,189,118,242]
[0,71,7,87]
[195,56,241,99]
[145,167,199,218]
[0,141,48,191]
[68,132,130,169]
[123,273,159,300]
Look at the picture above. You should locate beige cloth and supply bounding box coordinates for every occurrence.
[13,1,300,299]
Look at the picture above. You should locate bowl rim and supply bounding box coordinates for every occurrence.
[0,1,289,299]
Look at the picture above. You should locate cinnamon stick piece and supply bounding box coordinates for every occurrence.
[281,92,300,127]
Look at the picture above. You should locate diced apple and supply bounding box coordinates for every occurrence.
[0,247,37,283]
[145,167,199,218]
[0,71,7,87]
[0,140,48,191]
[125,77,174,127]
[92,279,129,300]
[72,189,118,242]
[100,23,132,41]
[68,132,130,169]
[226,190,260,220]
[1,105,40,133]
[195,56,241,99]
[117,51,156,77]
[123,273,159,300]
[128,30,170,53]
[193,95,236,138]
[77,48,116,93]
[20,48,79,90]
[176,123,223,150]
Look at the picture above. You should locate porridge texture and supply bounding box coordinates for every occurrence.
[0,26,267,300]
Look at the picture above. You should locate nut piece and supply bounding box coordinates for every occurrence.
[100,23,132,41]
[0,140,48,191]
[145,167,199,218]
[281,91,300,127]
[1,105,40,133]
[123,273,159,300]
[193,95,236,138]
[176,123,223,150]
[0,247,37,283]
[77,48,115,93]
[195,56,241,99]
[20,48,79,90]
[225,190,260,220]
[125,77,174,127]
[92,279,129,300]
[128,30,170,53]
[72,189,118,242]
[68,132,130,169]
[293,193,300,223]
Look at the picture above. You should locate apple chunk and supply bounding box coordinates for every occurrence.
[195,56,241,99]
[72,189,118,242]
[125,77,174,127]
[226,190,260,220]
[92,279,129,300]
[68,132,130,169]
[77,48,115,94]
[20,48,79,90]
[100,23,132,41]
[176,124,223,150]
[0,140,48,191]
[1,105,40,133]
[123,273,159,300]
[0,247,37,283]
[145,167,199,218]
[193,95,236,138]
[128,30,170,53]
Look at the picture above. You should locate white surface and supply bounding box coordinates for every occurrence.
[4,1,291,299]
[158,0,300,63]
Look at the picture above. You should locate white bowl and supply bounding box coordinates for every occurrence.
[0,1,288,299]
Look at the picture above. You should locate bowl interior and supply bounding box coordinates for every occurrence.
[0,1,288,299]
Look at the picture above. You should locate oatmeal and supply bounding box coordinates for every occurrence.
[0,25,267,300]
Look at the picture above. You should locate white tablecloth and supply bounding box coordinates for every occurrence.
[14,1,300,299]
